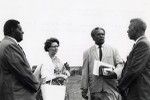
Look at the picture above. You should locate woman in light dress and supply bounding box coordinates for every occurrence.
[41,37,70,85]
[35,37,70,100]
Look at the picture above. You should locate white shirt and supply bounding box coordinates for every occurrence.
[41,55,70,83]
[41,56,55,82]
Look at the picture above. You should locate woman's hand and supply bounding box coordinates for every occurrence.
[54,67,61,75]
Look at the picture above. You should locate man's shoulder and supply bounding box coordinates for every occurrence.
[103,44,116,50]
[1,39,21,57]
[83,45,95,53]
[1,37,17,46]
[136,37,150,48]
[1,38,12,49]
[142,37,150,44]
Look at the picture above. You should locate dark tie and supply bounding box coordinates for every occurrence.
[99,45,103,75]
[99,45,102,61]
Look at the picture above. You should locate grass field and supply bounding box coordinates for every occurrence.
[66,75,82,100]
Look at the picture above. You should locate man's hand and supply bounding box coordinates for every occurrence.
[104,70,117,79]
[99,65,114,76]
[81,88,88,99]
[64,62,70,71]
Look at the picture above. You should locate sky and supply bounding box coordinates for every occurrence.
[0,0,150,66]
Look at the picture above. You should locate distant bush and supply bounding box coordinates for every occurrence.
[70,67,82,76]
[32,65,83,76]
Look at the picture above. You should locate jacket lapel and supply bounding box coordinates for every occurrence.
[4,36,26,58]
[126,37,147,69]
[90,45,108,61]
[132,36,146,50]
[101,45,108,61]
[91,45,99,60]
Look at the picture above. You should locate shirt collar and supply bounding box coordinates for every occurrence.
[95,44,104,49]
[51,55,57,60]
[135,35,145,44]
[5,36,18,44]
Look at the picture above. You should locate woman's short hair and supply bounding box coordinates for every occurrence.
[44,37,59,52]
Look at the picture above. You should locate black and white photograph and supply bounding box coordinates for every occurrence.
[0,0,150,100]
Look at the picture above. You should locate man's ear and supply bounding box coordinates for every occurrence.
[10,28,15,36]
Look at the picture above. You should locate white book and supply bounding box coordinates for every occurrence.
[93,60,115,76]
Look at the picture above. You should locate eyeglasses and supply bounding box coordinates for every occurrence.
[50,46,59,48]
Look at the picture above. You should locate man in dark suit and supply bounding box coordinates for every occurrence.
[0,19,39,100]
[118,18,150,100]
[81,27,124,100]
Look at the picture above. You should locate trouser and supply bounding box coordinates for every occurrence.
[90,90,122,100]
[91,92,110,100]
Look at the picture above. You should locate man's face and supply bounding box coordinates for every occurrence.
[13,24,24,42]
[127,22,137,40]
[48,42,59,56]
[93,29,105,45]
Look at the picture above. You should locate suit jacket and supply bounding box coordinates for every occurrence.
[81,44,123,95]
[0,36,39,100]
[119,37,150,100]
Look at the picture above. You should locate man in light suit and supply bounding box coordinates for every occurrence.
[81,27,124,100]
[0,19,39,100]
[118,18,150,100]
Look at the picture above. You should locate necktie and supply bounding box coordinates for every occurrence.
[99,45,102,61]
[99,45,103,75]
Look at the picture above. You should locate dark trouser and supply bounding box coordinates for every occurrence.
[36,89,43,100]
[91,92,110,100]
